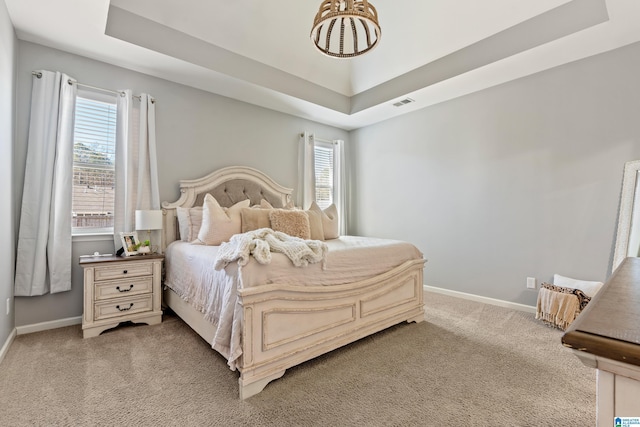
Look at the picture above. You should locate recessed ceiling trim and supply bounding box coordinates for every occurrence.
[105,5,351,114]
[350,0,609,115]
[8,0,640,131]
[105,0,608,120]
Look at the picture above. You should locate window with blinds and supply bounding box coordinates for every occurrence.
[72,92,117,233]
[314,143,334,210]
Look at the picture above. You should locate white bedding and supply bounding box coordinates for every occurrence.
[164,235,423,370]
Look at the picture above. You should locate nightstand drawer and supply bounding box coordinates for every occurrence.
[94,295,153,321]
[94,262,153,281]
[94,277,153,301]
[81,254,163,338]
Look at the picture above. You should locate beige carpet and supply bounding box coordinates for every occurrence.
[0,292,595,426]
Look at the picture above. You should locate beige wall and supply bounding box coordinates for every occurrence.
[349,41,640,306]
[0,0,16,347]
[13,41,348,326]
[12,30,640,327]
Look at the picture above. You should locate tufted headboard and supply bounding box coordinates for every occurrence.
[161,166,293,250]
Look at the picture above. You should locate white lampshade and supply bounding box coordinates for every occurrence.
[135,210,163,231]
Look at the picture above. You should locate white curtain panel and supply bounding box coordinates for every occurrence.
[113,91,160,251]
[297,131,316,209]
[15,70,77,296]
[333,139,347,235]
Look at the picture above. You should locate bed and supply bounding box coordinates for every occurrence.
[161,166,426,399]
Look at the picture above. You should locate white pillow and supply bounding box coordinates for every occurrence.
[304,208,325,241]
[197,194,250,245]
[309,201,339,239]
[553,274,603,298]
[176,206,203,242]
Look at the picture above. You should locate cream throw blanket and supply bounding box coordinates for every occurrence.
[214,228,328,270]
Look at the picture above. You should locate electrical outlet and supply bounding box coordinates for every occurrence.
[6,298,10,315]
[526,277,537,290]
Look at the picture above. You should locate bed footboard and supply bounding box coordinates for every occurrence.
[236,258,425,399]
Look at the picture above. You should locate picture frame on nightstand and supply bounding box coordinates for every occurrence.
[119,231,139,256]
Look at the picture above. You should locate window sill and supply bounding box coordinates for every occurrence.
[72,233,114,243]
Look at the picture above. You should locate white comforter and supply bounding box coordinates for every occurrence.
[164,235,423,370]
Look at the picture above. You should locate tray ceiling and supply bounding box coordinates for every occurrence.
[7,0,640,129]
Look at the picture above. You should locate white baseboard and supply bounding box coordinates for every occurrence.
[10,290,532,336]
[16,316,82,335]
[0,328,17,365]
[424,285,536,314]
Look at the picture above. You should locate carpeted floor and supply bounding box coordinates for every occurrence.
[0,292,595,426]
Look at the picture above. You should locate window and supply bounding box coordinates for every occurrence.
[72,91,117,234]
[300,132,344,233]
[314,142,334,210]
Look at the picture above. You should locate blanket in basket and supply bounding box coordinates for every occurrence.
[536,283,591,330]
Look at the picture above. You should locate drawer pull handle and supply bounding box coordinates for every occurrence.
[123,270,128,274]
[116,285,134,293]
[116,303,134,312]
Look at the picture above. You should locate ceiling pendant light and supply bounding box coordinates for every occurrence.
[311,0,381,58]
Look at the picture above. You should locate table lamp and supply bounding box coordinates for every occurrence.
[135,209,163,254]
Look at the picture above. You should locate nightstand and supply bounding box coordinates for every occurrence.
[80,254,163,338]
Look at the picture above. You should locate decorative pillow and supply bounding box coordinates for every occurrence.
[241,208,272,232]
[176,206,203,242]
[305,209,324,241]
[261,198,296,210]
[309,201,339,239]
[553,274,603,298]
[260,199,274,209]
[197,194,250,245]
[269,209,311,240]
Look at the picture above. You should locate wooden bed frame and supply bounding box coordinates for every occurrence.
[161,166,426,399]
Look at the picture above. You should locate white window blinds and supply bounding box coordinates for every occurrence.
[314,143,334,210]
[72,93,117,233]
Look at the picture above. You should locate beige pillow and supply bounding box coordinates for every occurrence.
[305,209,324,241]
[260,199,274,209]
[197,194,250,245]
[176,206,203,242]
[269,209,311,240]
[261,198,296,210]
[309,201,339,239]
[241,208,272,232]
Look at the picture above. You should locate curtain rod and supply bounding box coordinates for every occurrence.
[31,71,155,103]
[300,133,335,145]
[315,138,334,144]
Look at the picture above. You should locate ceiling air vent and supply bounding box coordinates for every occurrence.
[392,98,415,107]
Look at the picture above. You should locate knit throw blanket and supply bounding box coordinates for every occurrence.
[214,228,328,270]
[535,283,591,330]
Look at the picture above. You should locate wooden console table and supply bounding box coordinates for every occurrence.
[562,257,640,425]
